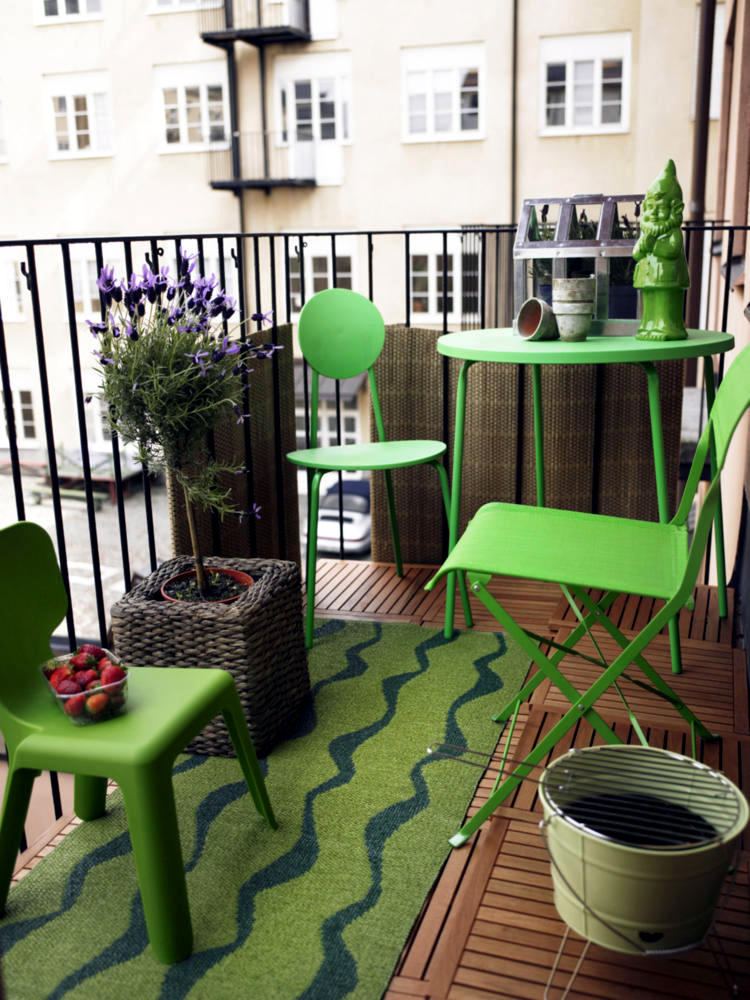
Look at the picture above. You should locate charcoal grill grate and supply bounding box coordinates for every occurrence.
[541,746,742,851]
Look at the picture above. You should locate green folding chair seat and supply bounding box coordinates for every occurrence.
[0,521,276,963]
[287,287,471,647]
[426,344,750,846]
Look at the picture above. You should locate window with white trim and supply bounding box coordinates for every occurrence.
[539,33,631,135]
[44,71,113,157]
[295,397,359,451]
[277,53,351,145]
[402,44,483,142]
[1,384,39,449]
[37,0,102,22]
[409,233,480,323]
[0,251,26,322]
[155,62,229,152]
[288,235,354,315]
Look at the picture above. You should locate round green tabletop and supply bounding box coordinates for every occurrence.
[437,326,735,364]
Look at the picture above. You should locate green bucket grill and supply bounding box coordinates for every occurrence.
[539,745,748,955]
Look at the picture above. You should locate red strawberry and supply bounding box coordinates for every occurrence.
[47,665,71,690]
[56,678,83,696]
[78,644,107,659]
[64,694,87,717]
[75,669,99,688]
[85,693,109,716]
[86,679,102,690]
[96,657,116,674]
[100,664,127,687]
[69,652,96,670]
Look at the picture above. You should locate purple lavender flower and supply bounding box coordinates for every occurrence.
[93,349,114,365]
[251,309,274,326]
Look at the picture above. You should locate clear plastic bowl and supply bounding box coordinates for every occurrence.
[41,648,128,725]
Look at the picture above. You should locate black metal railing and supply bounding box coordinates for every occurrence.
[0,221,745,850]
[199,0,310,38]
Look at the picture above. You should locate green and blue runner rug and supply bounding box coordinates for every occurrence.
[0,619,529,999]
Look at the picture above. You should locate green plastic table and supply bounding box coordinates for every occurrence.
[438,323,735,672]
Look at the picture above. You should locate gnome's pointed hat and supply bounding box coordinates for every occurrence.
[647,159,683,201]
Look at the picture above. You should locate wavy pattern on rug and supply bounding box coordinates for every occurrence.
[0,619,529,1000]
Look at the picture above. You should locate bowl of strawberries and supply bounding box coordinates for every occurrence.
[41,645,128,724]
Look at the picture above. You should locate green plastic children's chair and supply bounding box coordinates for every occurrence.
[287,287,472,648]
[0,520,276,963]
[427,343,750,847]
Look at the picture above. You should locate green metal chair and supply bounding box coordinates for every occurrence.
[287,287,471,648]
[426,344,750,847]
[0,520,276,963]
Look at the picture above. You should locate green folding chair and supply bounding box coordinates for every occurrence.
[426,344,750,847]
[0,521,276,963]
[287,287,471,648]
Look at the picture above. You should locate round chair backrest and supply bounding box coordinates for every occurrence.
[298,288,385,379]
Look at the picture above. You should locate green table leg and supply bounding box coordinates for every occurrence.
[702,362,728,617]
[531,363,545,507]
[444,360,474,639]
[640,361,682,674]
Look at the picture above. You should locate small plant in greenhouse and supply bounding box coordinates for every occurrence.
[91,248,280,599]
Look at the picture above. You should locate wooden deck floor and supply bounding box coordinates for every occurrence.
[313,559,750,1000]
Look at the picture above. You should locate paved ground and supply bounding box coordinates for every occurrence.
[0,472,172,643]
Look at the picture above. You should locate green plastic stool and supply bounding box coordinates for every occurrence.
[0,521,276,963]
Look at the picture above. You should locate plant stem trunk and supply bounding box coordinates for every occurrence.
[183,485,208,597]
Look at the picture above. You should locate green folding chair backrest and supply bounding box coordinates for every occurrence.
[298,288,389,446]
[676,345,750,606]
[0,522,68,737]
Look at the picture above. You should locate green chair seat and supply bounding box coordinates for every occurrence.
[440,502,688,600]
[287,439,446,472]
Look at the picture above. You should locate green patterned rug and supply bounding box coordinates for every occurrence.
[0,619,529,1000]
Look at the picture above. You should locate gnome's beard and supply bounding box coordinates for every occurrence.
[640,210,682,240]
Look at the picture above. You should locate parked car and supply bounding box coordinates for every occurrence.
[304,480,371,556]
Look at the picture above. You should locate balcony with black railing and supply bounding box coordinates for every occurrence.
[208,129,317,190]
[199,0,310,48]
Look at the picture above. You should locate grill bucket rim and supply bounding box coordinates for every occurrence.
[540,744,748,854]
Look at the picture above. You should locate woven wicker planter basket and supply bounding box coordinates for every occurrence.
[110,556,309,757]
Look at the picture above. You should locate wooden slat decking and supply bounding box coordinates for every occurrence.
[313,559,749,1000]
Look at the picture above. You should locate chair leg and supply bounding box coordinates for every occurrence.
[383,469,404,577]
[74,774,108,821]
[0,767,36,913]
[221,691,277,830]
[304,470,324,649]
[119,767,193,964]
[433,460,473,631]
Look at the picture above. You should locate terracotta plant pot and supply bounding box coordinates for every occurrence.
[516,297,559,340]
[160,567,254,604]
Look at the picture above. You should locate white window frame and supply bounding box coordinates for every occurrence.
[286,234,356,317]
[275,51,352,147]
[539,32,631,136]
[35,0,103,24]
[155,61,230,153]
[401,43,485,143]
[408,232,481,325]
[0,378,40,450]
[43,70,113,159]
[295,397,360,452]
[0,250,26,323]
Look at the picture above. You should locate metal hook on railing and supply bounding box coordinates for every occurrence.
[19,261,31,291]
[230,247,240,269]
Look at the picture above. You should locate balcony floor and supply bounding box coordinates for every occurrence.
[12,560,750,999]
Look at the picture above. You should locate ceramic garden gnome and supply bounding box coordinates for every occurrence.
[632,159,690,340]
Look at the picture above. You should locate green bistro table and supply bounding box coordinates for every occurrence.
[438,324,735,673]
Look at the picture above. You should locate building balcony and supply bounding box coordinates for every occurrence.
[208,129,317,190]
[0,224,748,998]
[199,0,310,48]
